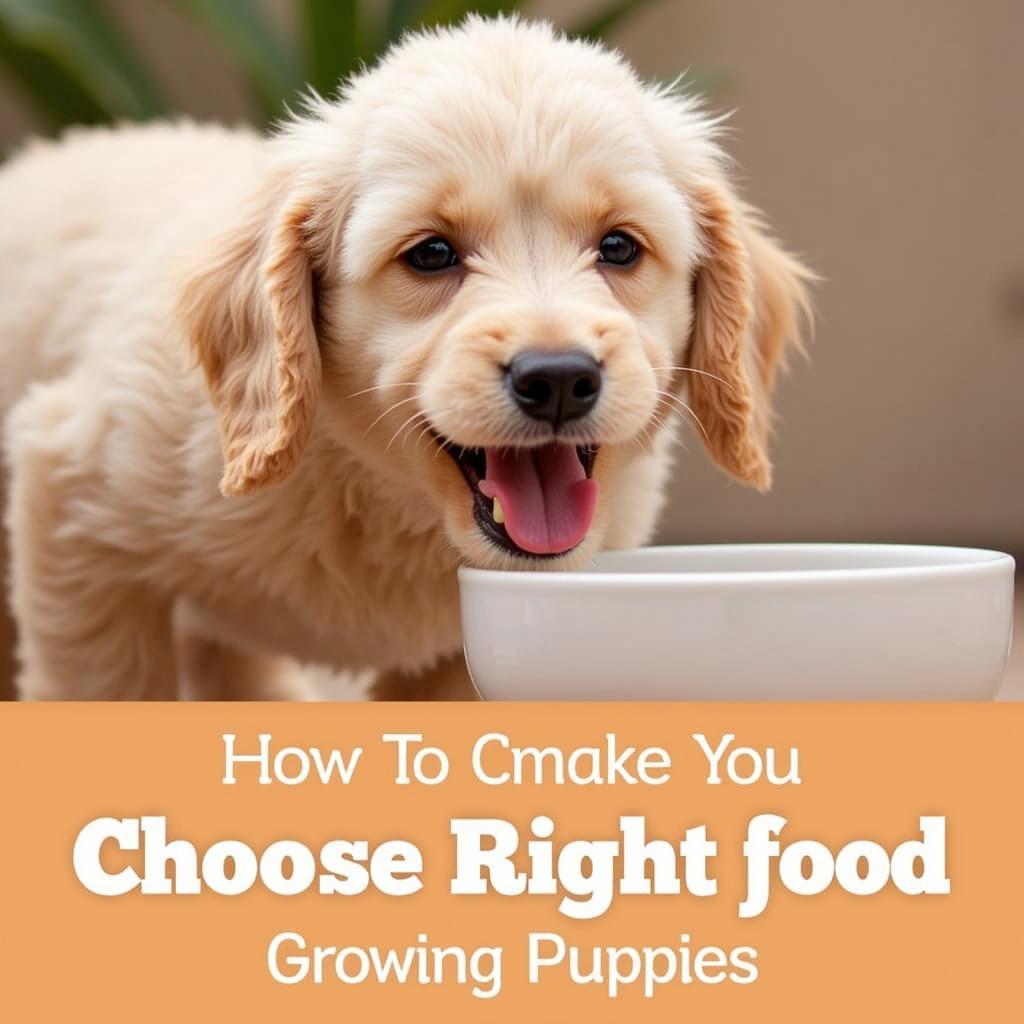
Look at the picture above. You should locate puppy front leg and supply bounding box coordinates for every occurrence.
[371,652,478,701]
[10,522,178,700]
[0,485,18,700]
[6,386,178,700]
[174,601,319,701]
[12,569,178,701]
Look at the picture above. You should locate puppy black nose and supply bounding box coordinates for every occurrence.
[505,350,603,428]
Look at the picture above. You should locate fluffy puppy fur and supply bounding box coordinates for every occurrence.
[0,17,810,701]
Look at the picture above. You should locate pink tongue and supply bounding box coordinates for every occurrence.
[478,444,598,555]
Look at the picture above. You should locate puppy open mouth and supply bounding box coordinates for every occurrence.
[440,441,599,558]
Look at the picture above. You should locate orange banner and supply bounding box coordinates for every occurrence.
[1,703,1020,1021]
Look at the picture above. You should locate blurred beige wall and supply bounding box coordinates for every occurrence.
[617,0,1024,554]
[2,0,1021,553]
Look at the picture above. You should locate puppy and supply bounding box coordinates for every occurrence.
[0,17,810,700]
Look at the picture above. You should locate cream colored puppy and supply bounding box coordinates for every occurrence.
[0,17,810,700]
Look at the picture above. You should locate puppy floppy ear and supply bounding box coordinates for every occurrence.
[179,180,320,496]
[685,179,812,491]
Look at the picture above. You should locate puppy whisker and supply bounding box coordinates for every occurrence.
[365,394,422,435]
[649,366,734,391]
[641,388,711,444]
[385,410,430,451]
[405,410,455,456]
[632,415,663,454]
[345,382,419,400]
[429,421,460,460]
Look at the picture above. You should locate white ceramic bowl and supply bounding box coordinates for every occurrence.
[459,544,1015,700]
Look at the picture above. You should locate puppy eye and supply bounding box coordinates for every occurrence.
[404,236,459,273]
[597,231,640,267]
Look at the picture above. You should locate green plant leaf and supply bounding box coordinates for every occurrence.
[0,16,108,127]
[383,0,426,47]
[676,68,733,97]
[415,0,521,30]
[0,0,164,120]
[301,0,360,97]
[168,0,300,121]
[368,0,528,84]
[569,0,661,41]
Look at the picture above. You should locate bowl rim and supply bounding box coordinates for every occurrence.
[458,543,1016,589]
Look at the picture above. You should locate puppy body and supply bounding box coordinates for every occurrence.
[0,123,667,698]
[0,18,808,700]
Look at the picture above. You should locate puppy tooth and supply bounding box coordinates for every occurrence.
[492,496,505,525]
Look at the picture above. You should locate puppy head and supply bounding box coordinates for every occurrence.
[180,17,811,569]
